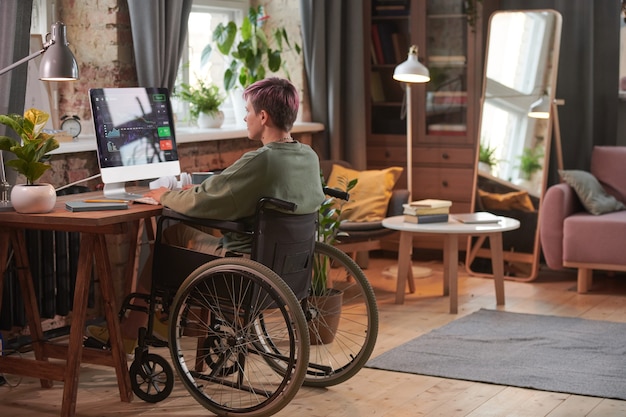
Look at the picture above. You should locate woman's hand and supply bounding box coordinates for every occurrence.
[143,187,169,203]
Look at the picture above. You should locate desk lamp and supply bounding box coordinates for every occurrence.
[0,21,79,211]
[388,45,432,279]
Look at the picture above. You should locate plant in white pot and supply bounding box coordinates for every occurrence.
[176,80,226,128]
[0,108,59,213]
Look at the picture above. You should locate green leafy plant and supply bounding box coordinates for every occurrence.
[518,147,544,179]
[202,5,301,92]
[313,174,358,296]
[0,108,59,185]
[176,80,225,118]
[479,143,498,168]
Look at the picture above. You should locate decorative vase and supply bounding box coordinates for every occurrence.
[198,111,224,128]
[307,289,343,345]
[11,183,57,214]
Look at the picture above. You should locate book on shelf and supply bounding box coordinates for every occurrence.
[452,212,501,224]
[408,199,453,209]
[370,71,386,103]
[376,22,397,64]
[403,213,450,224]
[428,124,467,136]
[428,55,466,67]
[432,91,467,105]
[371,24,385,65]
[391,32,408,64]
[403,204,449,216]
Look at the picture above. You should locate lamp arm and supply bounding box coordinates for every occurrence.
[0,48,46,77]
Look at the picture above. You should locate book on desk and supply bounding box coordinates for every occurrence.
[65,200,129,212]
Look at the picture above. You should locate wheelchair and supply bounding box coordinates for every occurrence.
[119,191,379,416]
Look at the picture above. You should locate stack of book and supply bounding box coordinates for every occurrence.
[403,199,452,224]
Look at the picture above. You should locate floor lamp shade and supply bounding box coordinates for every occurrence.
[528,95,550,119]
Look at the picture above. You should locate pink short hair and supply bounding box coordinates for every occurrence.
[243,77,299,131]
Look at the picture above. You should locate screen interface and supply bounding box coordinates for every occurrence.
[90,87,178,168]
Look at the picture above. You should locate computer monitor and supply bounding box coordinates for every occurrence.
[89,87,181,199]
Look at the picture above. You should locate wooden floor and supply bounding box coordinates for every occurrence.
[3,255,626,417]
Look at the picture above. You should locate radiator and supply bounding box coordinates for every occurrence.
[0,186,94,331]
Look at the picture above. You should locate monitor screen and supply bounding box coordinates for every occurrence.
[89,87,181,198]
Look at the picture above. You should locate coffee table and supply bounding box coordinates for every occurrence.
[382,215,520,313]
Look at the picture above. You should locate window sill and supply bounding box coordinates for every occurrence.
[50,122,325,155]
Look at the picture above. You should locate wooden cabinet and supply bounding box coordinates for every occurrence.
[364,0,483,217]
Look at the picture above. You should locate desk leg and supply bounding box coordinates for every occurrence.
[92,233,133,402]
[395,231,414,304]
[7,230,54,388]
[489,232,506,306]
[443,235,459,314]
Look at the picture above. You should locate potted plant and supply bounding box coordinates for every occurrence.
[0,108,59,213]
[176,80,226,128]
[310,174,357,344]
[204,6,300,92]
[478,143,497,173]
[518,147,543,180]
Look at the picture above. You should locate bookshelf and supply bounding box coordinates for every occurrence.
[364,0,484,218]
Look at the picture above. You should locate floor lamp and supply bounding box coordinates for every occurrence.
[0,21,79,212]
[382,46,432,280]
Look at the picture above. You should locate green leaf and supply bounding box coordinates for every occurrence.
[200,43,212,68]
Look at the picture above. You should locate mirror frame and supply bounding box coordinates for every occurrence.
[466,9,562,281]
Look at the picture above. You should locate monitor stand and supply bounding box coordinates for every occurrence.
[103,182,145,201]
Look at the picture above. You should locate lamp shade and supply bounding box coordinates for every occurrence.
[39,22,79,81]
[528,95,550,119]
[393,45,430,84]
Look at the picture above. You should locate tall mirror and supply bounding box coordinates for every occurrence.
[466,10,562,281]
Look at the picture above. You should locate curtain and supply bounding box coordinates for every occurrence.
[501,0,621,185]
[300,0,366,168]
[0,0,33,186]
[127,0,193,91]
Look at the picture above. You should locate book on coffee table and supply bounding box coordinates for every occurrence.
[452,212,501,224]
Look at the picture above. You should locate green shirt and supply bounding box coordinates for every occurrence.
[160,141,325,252]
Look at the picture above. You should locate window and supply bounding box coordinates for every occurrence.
[174,0,249,126]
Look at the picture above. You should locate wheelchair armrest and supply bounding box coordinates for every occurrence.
[160,207,249,235]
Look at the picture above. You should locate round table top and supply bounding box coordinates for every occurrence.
[382,215,520,234]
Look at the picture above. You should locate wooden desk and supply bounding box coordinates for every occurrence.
[0,192,161,417]
[382,215,520,313]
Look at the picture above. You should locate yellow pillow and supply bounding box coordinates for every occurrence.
[478,189,535,212]
[326,164,403,222]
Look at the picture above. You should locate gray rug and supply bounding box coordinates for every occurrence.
[366,309,626,400]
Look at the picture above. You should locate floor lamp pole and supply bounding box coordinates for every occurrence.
[406,83,413,199]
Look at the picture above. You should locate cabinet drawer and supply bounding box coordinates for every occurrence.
[412,167,474,203]
[415,147,474,166]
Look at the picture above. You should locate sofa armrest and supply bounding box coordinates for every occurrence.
[387,189,410,216]
[539,183,583,269]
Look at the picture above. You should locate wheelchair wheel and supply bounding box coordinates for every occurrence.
[169,257,309,417]
[129,353,174,403]
[304,242,378,386]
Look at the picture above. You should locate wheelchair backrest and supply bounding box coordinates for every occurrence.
[251,207,317,301]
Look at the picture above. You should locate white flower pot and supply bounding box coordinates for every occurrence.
[198,111,224,128]
[11,183,57,214]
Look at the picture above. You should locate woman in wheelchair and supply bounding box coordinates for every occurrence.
[84,77,378,417]
[85,77,325,351]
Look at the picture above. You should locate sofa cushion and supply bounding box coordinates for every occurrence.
[326,164,403,222]
[559,169,625,215]
[590,146,626,204]
[563,211,626,266]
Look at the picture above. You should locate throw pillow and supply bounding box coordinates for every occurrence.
[326,164,403,222]
[559,169,626,215]
[478,189,535,212]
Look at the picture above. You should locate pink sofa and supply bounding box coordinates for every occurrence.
[540,146,626,292]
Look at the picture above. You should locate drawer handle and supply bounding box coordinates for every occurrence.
[442,153,449,160]
[442,180,448,188]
